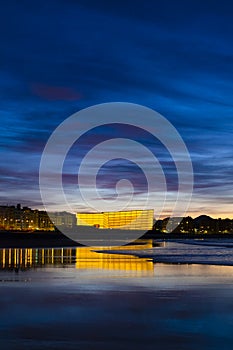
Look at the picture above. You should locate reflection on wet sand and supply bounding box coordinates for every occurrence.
[76,241,154,274]
[0,240,154,275]
[0,248,75,270]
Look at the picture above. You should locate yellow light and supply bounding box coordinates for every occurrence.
[76,209,154,230]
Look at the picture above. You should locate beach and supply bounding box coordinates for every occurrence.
[0,239,233,349]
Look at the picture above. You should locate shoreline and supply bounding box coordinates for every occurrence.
[0,230,233,249]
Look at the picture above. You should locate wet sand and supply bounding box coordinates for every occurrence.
[99,239,233,266]
[0,264,233,350]
[0,241,233,350]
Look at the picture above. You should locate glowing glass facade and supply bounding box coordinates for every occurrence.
[76,209,154,231]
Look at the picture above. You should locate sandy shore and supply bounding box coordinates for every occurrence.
[0,268,233,350]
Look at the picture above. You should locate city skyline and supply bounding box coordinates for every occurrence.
[1,203,233,234]
[0,1,232,218]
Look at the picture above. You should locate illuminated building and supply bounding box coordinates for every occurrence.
[0,204,54,231]
[76,209,154,231]
[49,211,76,228]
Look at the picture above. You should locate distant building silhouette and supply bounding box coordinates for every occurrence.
[153,215,233,234]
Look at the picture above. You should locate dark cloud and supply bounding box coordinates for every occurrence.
[0,0,232,216]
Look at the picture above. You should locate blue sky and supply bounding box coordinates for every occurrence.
[0,0,232,218]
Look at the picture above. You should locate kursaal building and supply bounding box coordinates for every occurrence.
[76,209,154,231]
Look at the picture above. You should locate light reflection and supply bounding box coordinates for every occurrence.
[76,241,154,274]
[0,240,154,276]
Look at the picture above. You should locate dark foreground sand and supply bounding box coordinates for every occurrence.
[0,231,80,248]
[0,279,233,350]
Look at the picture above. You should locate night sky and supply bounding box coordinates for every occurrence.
[0,0,232,218]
